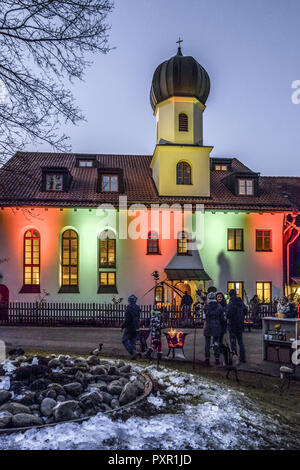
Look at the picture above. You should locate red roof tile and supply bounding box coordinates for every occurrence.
[0,152,297,211]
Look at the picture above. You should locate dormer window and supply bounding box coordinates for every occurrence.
[46,174,63,191]
[238,178,254,195]
[179,113,188,132]
[42,167,72,192]
[102,174,118,192]
[79,160,93,168]
[215,164,228,171]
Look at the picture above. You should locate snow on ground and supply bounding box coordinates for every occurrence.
[0,363,296,450]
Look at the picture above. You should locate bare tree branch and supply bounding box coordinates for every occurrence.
[0,0,114,164]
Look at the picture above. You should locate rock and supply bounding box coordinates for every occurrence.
[0,390,12,405]
[91,366,107,376]
[95,374,119,383]
[89,383,107,392]
[30,378,51,392]
[48,359,62,369]
[74,370,87,386]
[0,411,12,428]
[119,382,140,406]
[119,365,131,374]
[117,360,125,368]
[107,382,123,396]
[56,395,65,403]
[14,365,49,383]
[40,398,57,417]
[87,356,100,366]
[79,392,103,411]
[110,398,120,409]
[0,402,31,415]
[45,389,57,400]
[99,403,111,412]
[12,413,43,428]
[101,392,113,405]
[10,381,23,394]
[52,400,82,422]
[63,382,83,397]
[29,404,40,412]
[47,383,65,395]
[47,373,70,385]
[16,392,36,406]
[108,366,119,376]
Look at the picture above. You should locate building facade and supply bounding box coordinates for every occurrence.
[0,45,299,306]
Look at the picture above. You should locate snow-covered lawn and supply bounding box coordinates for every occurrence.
[0,363,296,450]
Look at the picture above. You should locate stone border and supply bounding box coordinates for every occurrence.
[0,371,152,435]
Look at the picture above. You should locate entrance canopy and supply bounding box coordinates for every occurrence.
[165,250,211,281]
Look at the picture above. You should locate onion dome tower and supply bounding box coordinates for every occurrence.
[150,40,213,198]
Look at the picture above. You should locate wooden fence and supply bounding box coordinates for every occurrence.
[0,301,296,328]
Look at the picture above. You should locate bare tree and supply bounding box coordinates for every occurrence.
[0,0,114,164]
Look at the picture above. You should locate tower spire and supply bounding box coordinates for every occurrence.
[176,37,183,56]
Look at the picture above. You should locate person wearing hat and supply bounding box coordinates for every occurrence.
[145,308,165,360]
[226,289,247,363]
[121,294,141,359]
[203,292,224,366]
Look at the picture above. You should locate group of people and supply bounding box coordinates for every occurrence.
[121,288,248,365]
[201,289,247,366]
[121,289,298,364]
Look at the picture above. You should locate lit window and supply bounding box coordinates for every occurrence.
[147,231,160,254]
[62,230,78,286]
[179,113,188,132]
[238,179,254,195]
[24,229,40,286]
[100,272,116,286]
[256,230,272,251]
[102,175,118,192]
[227,281,244,299]
[228,229,243,251]
[46,174,63,191]
[177,231,190,255]
[215,164,228,171]
[176,162,191,185]
[99,230,116,267]
[155,285,164,303]
[79,160,93,167]
[256,282,272,303]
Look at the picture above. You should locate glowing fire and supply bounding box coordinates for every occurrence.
[165,328,185,348]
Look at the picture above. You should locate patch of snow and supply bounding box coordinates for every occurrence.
[0,364,295,450]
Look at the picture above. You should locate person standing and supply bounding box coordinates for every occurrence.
[121,294,140,359]
[180,290,193,322]
[216,292,227,349]
[277,296,297,318]
[145,308,165,361]
[226,289,247,363]
[203,292,224,366]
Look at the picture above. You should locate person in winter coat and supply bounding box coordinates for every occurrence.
[226,289,247,363]
[203,292,224,365]
[216,292,227,348]
[121,294,140,359]
[249,294,260,323]
[145,308,165,360]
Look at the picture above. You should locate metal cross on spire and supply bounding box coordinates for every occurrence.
[176,37,183,56]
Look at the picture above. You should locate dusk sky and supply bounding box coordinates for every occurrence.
[56,0,300,177]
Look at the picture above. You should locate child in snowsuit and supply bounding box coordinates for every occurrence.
[145,308,164,360]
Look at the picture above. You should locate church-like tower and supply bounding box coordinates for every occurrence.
[150,43,213,197]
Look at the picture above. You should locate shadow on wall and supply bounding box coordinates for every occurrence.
[217,251,232,291]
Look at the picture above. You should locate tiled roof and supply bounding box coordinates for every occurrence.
[0,152,297,211]
[262,177,300,211]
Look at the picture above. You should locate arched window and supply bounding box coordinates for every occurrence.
[179,113,188,132]
[177,231,190,255]
[155,285,164,304]
[61,230,78,287]
[176,161,191,185]
[23,229,40,287]
[99,230,116,267]
[147,231,160,254]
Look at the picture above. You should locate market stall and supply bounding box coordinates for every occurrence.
[262,317,300,363]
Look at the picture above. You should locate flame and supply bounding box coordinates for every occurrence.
[166,328,185,348]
